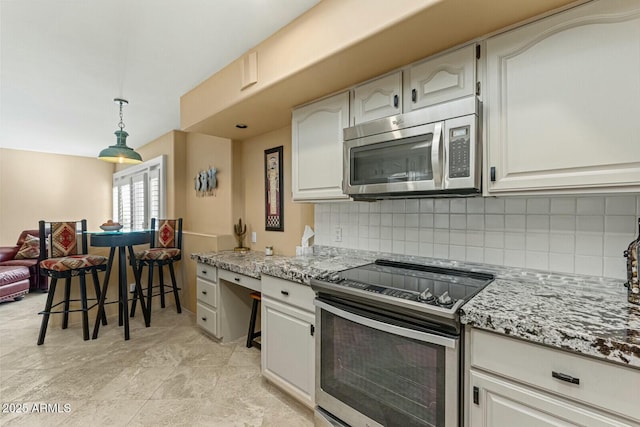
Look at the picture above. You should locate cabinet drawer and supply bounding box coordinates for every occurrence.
[196,263,217,282]
[196,302,218,337]
[470,328,640,421]
[196,278,217,308]
[262,275,315,312]
[218,269,261,292]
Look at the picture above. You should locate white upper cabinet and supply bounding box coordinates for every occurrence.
[404,44,476,111]
[352,72,402,125]
[292,91,350,201]
[485,0,640,194]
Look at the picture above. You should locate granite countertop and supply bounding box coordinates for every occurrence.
[191,246,640,369]
[191,247,377,284]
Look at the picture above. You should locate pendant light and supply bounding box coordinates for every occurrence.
[98,98,142,164]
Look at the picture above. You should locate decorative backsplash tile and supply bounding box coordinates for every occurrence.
[314,195,640,280]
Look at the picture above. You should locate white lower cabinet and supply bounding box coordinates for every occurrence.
[469,370,635,427]
[196,263,219,337]
[467,328,640,427]
[196,263,261,342]
[261,275,316,408]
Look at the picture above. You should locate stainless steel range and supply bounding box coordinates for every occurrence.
[311,259,494,427]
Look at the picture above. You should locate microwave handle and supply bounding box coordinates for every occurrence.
[432,122,443,189]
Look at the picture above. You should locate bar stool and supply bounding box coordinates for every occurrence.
[247,291,261,348]
[130,218,182,321]
[37,220,107,345]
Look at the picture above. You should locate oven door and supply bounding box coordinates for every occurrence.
[343,121,443,197]
[314,298,459,427]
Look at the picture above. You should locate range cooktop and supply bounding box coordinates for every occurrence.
[311,259,495,320]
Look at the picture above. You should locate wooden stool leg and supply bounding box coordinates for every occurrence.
[37,278,58,345]
[79,273,90,341]
[247,298,260,348]
[62,277,71,329]
[168,263,182,313]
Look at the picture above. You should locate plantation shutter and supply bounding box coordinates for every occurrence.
[112,155,165,231]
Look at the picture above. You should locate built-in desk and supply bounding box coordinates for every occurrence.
[196,263,261,342]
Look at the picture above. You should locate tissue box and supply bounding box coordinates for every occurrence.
[296,246,313,256]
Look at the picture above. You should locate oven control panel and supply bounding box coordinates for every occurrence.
[341,280,422,301]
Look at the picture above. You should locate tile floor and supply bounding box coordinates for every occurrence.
[0,292,314,426]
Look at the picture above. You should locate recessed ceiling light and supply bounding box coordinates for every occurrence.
[236,123,248,129]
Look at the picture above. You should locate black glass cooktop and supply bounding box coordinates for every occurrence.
[328,259,494,308]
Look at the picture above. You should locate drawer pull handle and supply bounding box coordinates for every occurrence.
[202,290,207,295]
[552,371,580,385]
[281,290,289,296]
[234,277,240,282]
[201,270,207,274]
[201,317,207,321]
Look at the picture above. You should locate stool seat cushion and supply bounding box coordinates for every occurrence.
[135,248,180,261]
[40,255,107,272]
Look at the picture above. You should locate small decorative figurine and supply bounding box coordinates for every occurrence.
[234,218,249,252]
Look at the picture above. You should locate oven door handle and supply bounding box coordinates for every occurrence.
[314,300,457,349]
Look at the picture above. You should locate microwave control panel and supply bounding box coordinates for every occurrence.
[449,125,470,178]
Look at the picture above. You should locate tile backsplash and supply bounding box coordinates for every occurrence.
[314,195,640,280]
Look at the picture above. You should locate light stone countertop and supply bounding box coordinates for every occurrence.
[191,246,640,369]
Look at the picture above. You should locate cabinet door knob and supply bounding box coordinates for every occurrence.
[201,317,207,321]
[202,290,207,295]
[412,89,417,103]
[552,371,580,385]
[201,270,207,275]
[393,94,399,108]
[281,290,289,296]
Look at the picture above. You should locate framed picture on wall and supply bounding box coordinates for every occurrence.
[265,146,284,231]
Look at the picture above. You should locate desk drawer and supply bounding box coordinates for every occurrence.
[196,263,217,282]
[196,278,217,308]
[218,269,261,292]
[470,328,640,421]
[262,275,315,312]
[197,302,218,337]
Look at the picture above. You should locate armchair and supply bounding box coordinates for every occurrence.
[0,229,48,291]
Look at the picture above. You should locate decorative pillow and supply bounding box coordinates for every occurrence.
[15,234,40,259]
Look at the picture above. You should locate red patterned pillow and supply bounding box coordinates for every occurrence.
[15,234,40,259]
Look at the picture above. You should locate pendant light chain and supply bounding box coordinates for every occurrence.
[118,99,126,132]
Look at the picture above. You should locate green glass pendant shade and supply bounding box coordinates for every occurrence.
[98,130,142,164]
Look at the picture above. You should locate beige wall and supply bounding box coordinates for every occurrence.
[184,133,234,235]
[0,148,114,245]
[116,130,238,313]
[237,126,314,256]
[180,0,577,141]
[0,127,313,315]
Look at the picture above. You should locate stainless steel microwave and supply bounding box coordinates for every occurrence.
[343,96,481,200]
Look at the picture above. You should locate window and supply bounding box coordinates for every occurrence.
[112,155,165,230]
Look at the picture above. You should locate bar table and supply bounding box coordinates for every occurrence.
[89,230,151,340]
